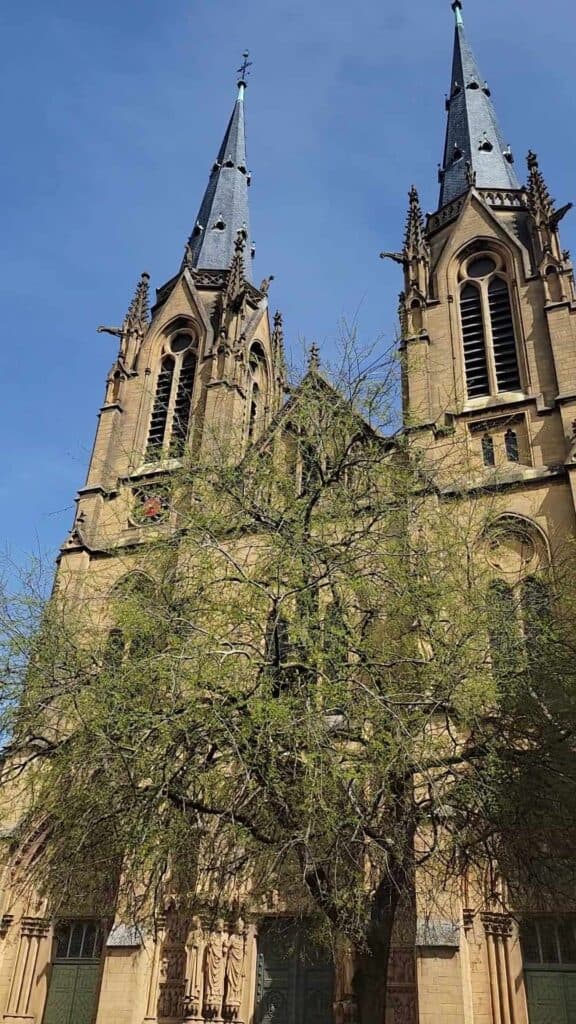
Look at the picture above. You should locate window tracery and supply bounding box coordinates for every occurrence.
[483,518,551,679]
[147,332,198,457]
[458,252,521,400]
[247,344,268,443]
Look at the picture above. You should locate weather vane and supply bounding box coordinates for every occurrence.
[237,50,253,82]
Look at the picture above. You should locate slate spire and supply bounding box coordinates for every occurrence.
[185,62,252,281]
[439,1,520,207]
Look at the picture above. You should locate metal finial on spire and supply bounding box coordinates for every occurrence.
[237,50,253,87]
[452,0,463,25]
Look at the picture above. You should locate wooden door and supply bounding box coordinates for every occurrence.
[42,963,101,1024]
[42,920,103,1024]
[525,972,576,1024]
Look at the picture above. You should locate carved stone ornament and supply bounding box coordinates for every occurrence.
[204,919,227,1018]
[481,912,513,938]
[185,916,205,1019]
[223,918,246,1020]
[21,917,51,938]
[485,528,538,576]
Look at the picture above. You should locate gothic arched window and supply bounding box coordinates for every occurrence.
[521,576,551,669]
[459,254,521,400]
[171,350,197,454]
[505,428,519,463]
[147,356,174,453]
[105,572,160,665]
[147,333,198,457]
[487,580,520,680]
[247,344,268,444]
[482,433,495,467]
[248,383,259,441]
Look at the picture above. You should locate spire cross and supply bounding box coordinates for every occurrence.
[237,51,253,85]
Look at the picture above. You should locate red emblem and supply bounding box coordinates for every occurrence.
[143,497,163,519]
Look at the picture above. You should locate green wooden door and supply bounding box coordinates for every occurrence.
[42,921,104,1024]
[256,924,333,1024]
[565,975,576,1024]
[43,962,101,1024]
[526,972,576,1024]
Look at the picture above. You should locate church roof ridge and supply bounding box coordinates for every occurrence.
[439,1,520,208]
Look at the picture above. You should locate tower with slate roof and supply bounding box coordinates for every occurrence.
[61,69,285,561]
[1,7,576,1024]
[388,3,576,1022]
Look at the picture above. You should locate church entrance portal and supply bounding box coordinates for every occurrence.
[522,918,576,1024]
[256,921,334,1024]
[42,920,103,1024]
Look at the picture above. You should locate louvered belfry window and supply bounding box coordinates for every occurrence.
[147,356,175,453]
[459,255,521,400]
[146,333,197,456]
[488,278,521,391]
[171,351,197,452]
[461,284,490,397]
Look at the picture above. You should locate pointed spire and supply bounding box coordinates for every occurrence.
[308,343,321,374]
[403,186,425,259]
[185,57,253,281]
[124,272,151,332]
[225,228,248,305]
[272,311,287,390]
[439,1,520,207]
[272,311,284,352]
[527,151,554,222]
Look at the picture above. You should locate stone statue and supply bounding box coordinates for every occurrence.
[224,918,246,1019]
[185,916,205,1019]
[204,919,227,1018]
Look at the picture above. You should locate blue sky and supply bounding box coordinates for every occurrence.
[1,0,575,565]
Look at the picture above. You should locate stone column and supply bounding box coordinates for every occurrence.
[3,918,50,1023]
[144,923,166,1024]
[482,913,514,1024]
[157,907,188,1022]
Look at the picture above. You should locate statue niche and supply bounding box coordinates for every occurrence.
[204,919,227,1019]
[223,918,247,1021]
[185,916,205,1021]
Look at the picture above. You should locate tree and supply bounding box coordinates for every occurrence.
[1,349,576,1024]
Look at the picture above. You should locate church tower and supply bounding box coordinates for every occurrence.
[391,3,576,1022]
[396,0,576,525]
[62,65,285,564]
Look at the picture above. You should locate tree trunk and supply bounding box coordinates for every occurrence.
[353,940,392,1024]
[351,881,401,1024]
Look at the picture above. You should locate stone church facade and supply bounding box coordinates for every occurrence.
[1,2,576,1023]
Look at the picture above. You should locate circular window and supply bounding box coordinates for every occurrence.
[170,333,193,354]
[467,256,497,279]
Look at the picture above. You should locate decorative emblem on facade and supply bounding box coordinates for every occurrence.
[132,487,170,525]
